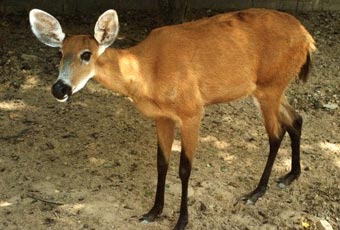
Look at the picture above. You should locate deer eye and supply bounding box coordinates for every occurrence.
[80,51,92,62]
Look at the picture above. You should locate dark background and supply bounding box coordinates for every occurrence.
[1,0,340,15]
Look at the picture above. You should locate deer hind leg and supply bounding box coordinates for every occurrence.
[140,117,175,222]
[277,96,302,188]
[243,92,286,204]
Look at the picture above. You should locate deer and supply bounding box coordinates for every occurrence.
[29,8,315,230]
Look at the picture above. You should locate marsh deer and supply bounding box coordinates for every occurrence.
[29,8,315,229]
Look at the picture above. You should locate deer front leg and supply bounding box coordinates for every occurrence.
[140,118,175,222]
[174,115,201,230]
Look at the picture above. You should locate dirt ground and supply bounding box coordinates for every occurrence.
[0,9,339,230]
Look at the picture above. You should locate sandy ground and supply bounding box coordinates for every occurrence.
[0,9,339,230]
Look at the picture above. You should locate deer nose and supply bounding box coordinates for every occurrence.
[51,80,72,102]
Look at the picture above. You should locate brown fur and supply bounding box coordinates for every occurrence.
[33,8,316,229]
[299,52,311,82]
[88,9,315,141]
[57,8,316,184]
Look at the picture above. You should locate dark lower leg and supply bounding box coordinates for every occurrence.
[174,150,191,230]
[278,116,302,186]
[140,144,168,222]
[243,131,285,204]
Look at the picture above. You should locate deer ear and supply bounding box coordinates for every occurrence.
[29,9,65,48]
[94,10,119,50]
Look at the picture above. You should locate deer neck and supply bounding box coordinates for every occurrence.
[94,47,149,100]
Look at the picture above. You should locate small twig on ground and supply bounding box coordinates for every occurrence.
[26,193,64,206]
[0,128,30,141]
